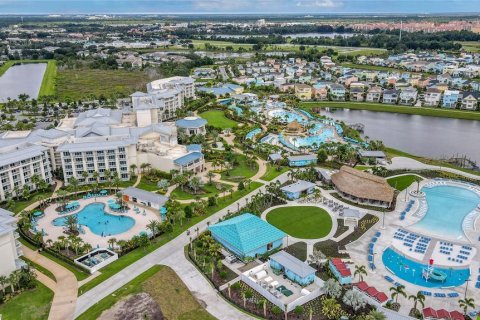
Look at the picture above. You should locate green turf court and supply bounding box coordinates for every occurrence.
[266,206,333,239]
[387,175,422,191]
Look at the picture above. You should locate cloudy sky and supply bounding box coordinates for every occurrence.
[0,0,479,14]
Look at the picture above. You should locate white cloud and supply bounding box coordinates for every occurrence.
[297,0,343,8]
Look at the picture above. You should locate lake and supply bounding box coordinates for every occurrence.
[324,108,480,164]
[0,63,47,102]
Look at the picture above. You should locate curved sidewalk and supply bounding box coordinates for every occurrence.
[23,246,78,320]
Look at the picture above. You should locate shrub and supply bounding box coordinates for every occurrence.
[271,306,283,315]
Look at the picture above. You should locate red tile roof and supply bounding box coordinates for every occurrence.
[449,310,465,320]
[436,309,450,319]
[355,281,369,291]
[366,286,380,297]
[375,292,388,303]
[423,308,438,318]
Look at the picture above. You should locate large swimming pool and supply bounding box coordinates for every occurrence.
[414,184,480,240]
[53,203,135,236]
[382,248,470,288]
[268,109,308,124]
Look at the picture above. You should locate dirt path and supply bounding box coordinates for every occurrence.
[23,246,78,320]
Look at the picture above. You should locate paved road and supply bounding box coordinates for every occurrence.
[387,157,480,180]
[23,246,78,320]
[74,173,290,319]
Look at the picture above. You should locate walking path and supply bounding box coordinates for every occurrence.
[74,172,290,319]
[132,174,142,187]
[23,246,78,320]
[387,157,480,180]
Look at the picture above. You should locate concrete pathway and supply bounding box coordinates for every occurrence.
[74,172,290,319]
[132,174,142,187]
[387,157,480,180]
[23,246,78,320]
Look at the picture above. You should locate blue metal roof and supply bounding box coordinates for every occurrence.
[208,213,286,255]
[175,117,207,129]
[174,152,203,166]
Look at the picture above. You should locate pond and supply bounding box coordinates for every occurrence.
[324,108,480,164]
[0,63,47,102]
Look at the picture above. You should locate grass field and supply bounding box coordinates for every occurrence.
[39,60,57,97]
[300,101,480,121]
[221,153,258,181]
[190,39,386,56]
[21,257,56,281]
[387,175,422,191]
[199,110,238,129]
[459,41,480,53]
[266,206,333,239]
[56,68,151,100]
[171,183,232,200]
[2,190,54,214]
[260,164,289,181]
[0,281,53,320]
[77,265,214,320]
[78,181,263,294]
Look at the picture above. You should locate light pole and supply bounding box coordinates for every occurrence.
[381,209,386,230]
[464,278,471,299]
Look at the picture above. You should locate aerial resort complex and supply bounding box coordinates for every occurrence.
[2,9,480,320]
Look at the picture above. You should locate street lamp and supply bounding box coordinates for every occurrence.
[464,278,471,299]
[381,209,386,230]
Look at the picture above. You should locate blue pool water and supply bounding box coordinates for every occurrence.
[229,105,243,115]
[414,185,480,240]
[52,203,135,236]
[245,128,262,140]
[268,109,307,124]
[290,129,335,148]
[382,248,470,288]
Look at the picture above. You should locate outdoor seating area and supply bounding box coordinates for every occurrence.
[133,206,147,216]
[59,201,80,214]
[399,200,415,220]
[430,241,477,266]
[82,189,109,199]
[367,231,381,270]
[393,229,431,258]
[353,281,389,304]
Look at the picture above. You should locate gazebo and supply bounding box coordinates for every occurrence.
[285,120,303,133]
[339,208,362,227]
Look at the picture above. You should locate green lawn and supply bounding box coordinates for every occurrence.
[387,175,422,191]
[260,164,289,181]
[266,206,333,239]
[78,181,263,294]
[221,154,258,181]
[199,110,238,129]
[39,60,57,97]
[21,257,56,281]
[300,101,480,121]
[77,265,215,320]
[0,281,53,320]
[1,190,54,214]
[56,68,151,100]
[170,183,232,200]
[136,177,160,192]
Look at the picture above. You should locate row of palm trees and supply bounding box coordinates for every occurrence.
[0,268,36,297]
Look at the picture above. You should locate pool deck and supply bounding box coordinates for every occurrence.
[346,179,480,314]
[36,195,161,248]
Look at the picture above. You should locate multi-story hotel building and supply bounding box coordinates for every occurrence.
[0,208,24,277]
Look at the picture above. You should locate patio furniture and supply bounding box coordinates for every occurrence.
[270,281,279,288]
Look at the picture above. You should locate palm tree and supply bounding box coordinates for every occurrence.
[390,285,407,304]
[69,177,79,194]
[146,220,158,237]
[129,164,137,176]
[366,310,387,320]
[458,297,475,315]
[0,275,8,294]
[112,175,122,193]
[408,291,425,312]
[322,278,342,298]
[206,171,215,185]
[354,265,367,282]
[107,238,117,250]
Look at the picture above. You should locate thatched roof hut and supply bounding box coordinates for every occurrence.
[286,120,303,133]
[331,166,395,204]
